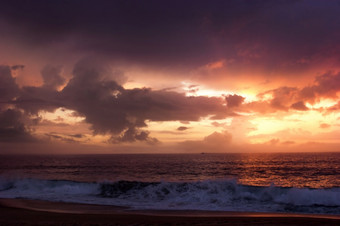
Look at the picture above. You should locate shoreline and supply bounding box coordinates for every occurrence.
[0,198,339,225]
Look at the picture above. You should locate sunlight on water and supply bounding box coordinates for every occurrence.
[1,153,339,214]
[0,153,339,188]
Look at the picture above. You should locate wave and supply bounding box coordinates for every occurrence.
[0,178,339,214]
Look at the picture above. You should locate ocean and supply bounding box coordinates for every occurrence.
[0,153,339,214]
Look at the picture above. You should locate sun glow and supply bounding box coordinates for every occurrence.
[306,99,338,109]
[181,81,257,102]
[248,110,340,141]
[248,117,288,136]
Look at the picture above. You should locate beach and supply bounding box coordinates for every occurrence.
[2,0,340,224]
[1,198,339,226]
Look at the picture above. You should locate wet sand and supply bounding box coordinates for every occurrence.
[0,198,339,225]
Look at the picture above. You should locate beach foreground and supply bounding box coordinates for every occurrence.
[0,199,339,226]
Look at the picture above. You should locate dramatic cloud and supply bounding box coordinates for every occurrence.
[15,86,63,115]
[0,60,230,143]
[0,65,20,103]
[291,101,309,111]
[0,66,35,142]
[59,60,229,142]
[1,0,340,76]
[109,127,158,144]
[236,71,340,114]
[225,94,245,108]
[0,109,35,142]
[1,1,340,152]
[41,65,65,90]
[300,72,340,103]
[269,87,299,110]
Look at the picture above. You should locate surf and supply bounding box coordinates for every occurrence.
[0,178,339,214]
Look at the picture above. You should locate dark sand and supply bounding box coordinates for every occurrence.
[0,198,339,225]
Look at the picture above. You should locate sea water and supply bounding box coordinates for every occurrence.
[0,153,339,214]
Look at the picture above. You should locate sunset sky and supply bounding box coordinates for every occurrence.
[1,0,340,154]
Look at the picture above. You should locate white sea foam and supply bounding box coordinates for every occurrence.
[0,178,339,214]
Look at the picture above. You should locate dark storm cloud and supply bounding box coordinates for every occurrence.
[0,109,35,142]
[41,65,65,89]
[109,127,159,144]
[0,66,38,142]
[4,66,64,115]
[60,60,228,142]
[10,66,66,114]
[0,65,20,103]
[1,0,340,70]
[290,101,309,111]
[225,94,245,108]
[15,86,64,114]
[1,60,229,143]
[3,59,340,144]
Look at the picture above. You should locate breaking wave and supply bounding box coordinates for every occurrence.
[0,178,339,214]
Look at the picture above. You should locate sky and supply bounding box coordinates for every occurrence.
[1,0,340,154]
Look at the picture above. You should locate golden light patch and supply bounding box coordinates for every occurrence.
[306,99,338,109]
[123,81,147,89]
[191,88,227,97]
[181,81,258,104]
[147,116,228,142]
[236,90,259,103]
[182,81,226,97]
[248,117,288,137]
[257,92,273,102]
[38,108,85,124]
[248,111,340,144]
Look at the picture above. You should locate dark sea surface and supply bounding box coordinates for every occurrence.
[0,153,339,214]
